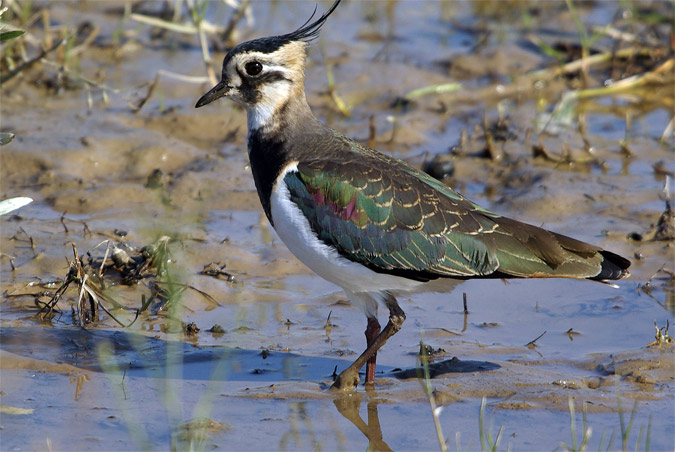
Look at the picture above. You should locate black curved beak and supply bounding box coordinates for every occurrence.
[195,80,231,108]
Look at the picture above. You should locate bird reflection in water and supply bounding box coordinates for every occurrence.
[333,388,393,452]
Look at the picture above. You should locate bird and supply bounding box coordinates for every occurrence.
[195,0,631,391]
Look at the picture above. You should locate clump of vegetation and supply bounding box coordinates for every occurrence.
[0,0,251,111]
[648,320,673,347]
[34,236,218,332]
[37,237,170,326]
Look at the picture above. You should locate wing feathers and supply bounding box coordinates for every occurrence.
[281,136,629,282]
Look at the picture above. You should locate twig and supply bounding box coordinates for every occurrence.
[575,58,673,100]
[0,38,65,84]
[38,274,71,319]
[68,24,100,58]
[186,284,221,307]
[157,69,210,84]
[322,46,351,117]
[129,13,224,35]
[221,0,251,43]
[528,46,654,81]
[130,72,160,113]
[525,330,547,347]
[564,0,591,86]
[60,212,69,233]
[76,273,91,327]
[592,24,663,47]
[325,310,335,329]
[94,297,129,327]
[186,0,217,84]
[97,240,112,279]
[40,59,119,93]
[402,82,462,101]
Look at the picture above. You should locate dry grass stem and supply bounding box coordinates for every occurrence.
[0,38,64,84]
[129,13,224,36]
[221,0,251,44]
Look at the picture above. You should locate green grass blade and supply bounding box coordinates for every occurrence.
[0,30,24,41]
[479,398,486,452]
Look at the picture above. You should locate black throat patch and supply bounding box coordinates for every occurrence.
[247,129,291,226]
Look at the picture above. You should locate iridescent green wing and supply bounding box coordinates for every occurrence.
[336,139,627,280]
[284,153,501,280]
[284,134,628,281]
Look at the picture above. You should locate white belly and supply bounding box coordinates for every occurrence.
[269,164,423,295]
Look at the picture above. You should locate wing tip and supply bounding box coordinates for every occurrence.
[593,250,632,281]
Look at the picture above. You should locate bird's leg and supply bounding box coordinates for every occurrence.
[332,294,405,391]
[364,317,381,385]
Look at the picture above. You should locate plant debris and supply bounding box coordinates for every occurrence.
[647,320,673,347]
[35,236,190,327]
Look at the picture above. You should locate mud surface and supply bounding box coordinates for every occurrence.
[1,1,673,450]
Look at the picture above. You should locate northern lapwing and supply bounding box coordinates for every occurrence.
[195,0,631,391]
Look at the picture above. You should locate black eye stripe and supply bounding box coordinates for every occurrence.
[258,71,291,84]
[238,68,291,86]
[231,61,293,105]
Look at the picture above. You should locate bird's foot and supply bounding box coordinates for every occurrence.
[330,368,360,392]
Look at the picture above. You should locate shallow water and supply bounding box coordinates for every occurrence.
[1,1,673,450]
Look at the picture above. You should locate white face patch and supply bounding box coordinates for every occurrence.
[246,81,292,131]
[221,56,293,131]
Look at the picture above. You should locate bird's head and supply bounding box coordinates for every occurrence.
[196,0,341,133]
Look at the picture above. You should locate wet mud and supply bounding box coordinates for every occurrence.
[1,1,673,450]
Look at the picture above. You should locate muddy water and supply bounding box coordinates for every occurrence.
[1,1,673,450]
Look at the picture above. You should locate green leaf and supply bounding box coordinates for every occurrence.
[0,30,25,42]
[0,132,15,146]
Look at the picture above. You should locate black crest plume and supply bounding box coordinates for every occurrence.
[281,0,341,43]
[231,0,341,55]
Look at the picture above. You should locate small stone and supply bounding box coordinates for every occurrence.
[634,373,656,385]
[627,232,643,241]
[552,379,579,389]
[208,324,225,334]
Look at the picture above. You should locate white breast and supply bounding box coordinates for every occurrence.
[269,163,424,296]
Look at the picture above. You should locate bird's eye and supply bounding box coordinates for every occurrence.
[245,61,263,76]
